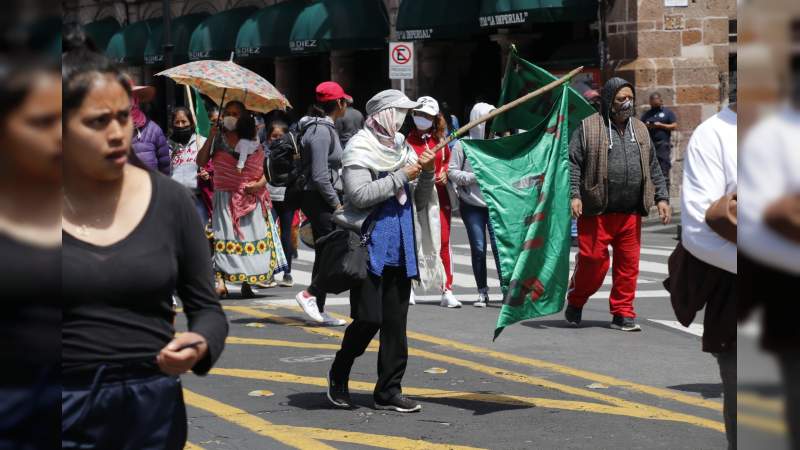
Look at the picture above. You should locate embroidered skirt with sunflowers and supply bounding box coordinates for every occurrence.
[211,191,288,285]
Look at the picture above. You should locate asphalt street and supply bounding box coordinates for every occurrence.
[174,214,777,449]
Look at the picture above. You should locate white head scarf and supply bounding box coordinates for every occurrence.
[342,106,417,172]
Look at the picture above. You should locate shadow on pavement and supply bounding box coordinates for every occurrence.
[284,392,532,416]
[521,319,611,330]
[667,383,723,399]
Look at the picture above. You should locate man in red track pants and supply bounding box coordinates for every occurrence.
[566,77,671,331]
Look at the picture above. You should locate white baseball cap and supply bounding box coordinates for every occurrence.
[414,96,439,116]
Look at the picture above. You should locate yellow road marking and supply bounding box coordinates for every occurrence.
[184,389,485,450]
[184,443,205,450]
[739,412,787,434]
[312,307,725,413]
[184,389,334,449]
[738,392,783,414]
[212,367,703,422]
[223,306,724,432]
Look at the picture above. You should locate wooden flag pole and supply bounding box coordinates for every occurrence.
[421,65,584,161]
[184,84,199,134]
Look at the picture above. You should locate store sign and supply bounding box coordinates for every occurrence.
[479,11,529,27]
[290,40,317,52]
[236,47,261,58]
[397,29,432,40]
[664,0,689,6]
[189,50,210,60]
[144,55,163,65]
[389,42,414,80]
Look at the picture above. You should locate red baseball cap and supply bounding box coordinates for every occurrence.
[316,81,353,103]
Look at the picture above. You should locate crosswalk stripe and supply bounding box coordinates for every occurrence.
[282,248,665,293]
[647,320,704,337]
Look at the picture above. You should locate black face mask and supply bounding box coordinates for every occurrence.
[172,125,193,144]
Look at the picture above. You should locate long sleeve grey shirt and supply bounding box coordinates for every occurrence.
[447,141,487,208]
[569,120,669,213]
[333,165,435,231]
[299,117,343,209]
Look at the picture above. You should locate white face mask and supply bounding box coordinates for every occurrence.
[223,116,238,131]
[413,116,433,131]
[394,109,408,130]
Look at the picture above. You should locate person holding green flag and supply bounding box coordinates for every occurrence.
[566,77,671,332]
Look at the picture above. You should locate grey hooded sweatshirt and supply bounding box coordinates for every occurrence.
[298,116,343,209]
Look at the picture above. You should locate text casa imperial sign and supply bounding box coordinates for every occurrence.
[397,29,432,40]
[479,11,529,27]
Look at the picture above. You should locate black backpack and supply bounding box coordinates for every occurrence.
[266,132,302,188]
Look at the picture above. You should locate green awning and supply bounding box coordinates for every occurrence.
[396,0,481,40]
[236,1,306,58]
[479,0,597,27]
[189,7,257,61]
[83,17,120,52]
[288,0,389,54]
[144,13,208,65]
[106,19,160,65]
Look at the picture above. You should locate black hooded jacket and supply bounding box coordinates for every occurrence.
[569,77,669,214]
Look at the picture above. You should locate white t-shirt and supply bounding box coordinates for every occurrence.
[170,133,207,190]
[681,106,737,274]
[468,102,496,139]
[739,105,800,275]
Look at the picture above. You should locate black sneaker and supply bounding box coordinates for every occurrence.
[374,394,422,413]
[565,305,582,327]
[610,315,642,332]
[326,372,353,409]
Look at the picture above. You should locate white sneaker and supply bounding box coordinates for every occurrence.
[295,291,324,323]
[474,292,489,308]
[409,289,416,305]
[440,290,462,308]
[320,312,346,327]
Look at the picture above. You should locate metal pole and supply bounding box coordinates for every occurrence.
[162,0,175,119]
[400,78,405,95]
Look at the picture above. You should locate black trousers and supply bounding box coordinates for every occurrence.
[62,371,186,450]
[779,353,800,450]
[330,267,412,403]
[714,351,737,450]
[300,190,336,311]
[655,142,672,193]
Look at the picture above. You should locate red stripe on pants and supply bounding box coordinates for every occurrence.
[437,184,454,291]
[567,213,642,318]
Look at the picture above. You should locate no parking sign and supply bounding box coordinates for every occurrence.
[389,42,414,80]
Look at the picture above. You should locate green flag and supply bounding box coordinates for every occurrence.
[461,85,572,339]
[491,46,594,135]
[194,87,211,138]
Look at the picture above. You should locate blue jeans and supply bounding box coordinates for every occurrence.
[459,201,500,294]
[272,201,297,274]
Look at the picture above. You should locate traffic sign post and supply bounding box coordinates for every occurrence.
[389,42,414,94]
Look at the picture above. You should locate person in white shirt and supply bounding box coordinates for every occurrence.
[168,107,208,222]
[739,99,800,450]
[679,102,738,450]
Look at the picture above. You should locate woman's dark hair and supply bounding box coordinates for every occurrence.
[267,120,289,138]
[224,100,246,116]
[62,23,132,117]
[61,23,148,170]
[0,55,58,128]
[235,111,257,140]
[439,101,457,132]
[171,107,195,128]
[308,99,342,118]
